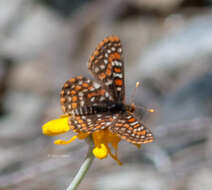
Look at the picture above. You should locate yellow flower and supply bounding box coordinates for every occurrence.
[42,115,134,165]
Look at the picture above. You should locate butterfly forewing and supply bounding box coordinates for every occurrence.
[109,112,154,144]
[60,76,113,115]
[88,36,125,103]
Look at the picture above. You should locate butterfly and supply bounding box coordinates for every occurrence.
[60,36,154,144]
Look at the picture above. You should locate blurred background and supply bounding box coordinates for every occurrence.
[1,0,212,189]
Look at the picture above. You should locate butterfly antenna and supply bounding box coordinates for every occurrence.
[130,81,140,105]
[130,81,155,113]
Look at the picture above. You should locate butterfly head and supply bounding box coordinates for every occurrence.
[125,103,136,113]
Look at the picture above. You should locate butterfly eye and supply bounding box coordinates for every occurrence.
[130,103,136,113]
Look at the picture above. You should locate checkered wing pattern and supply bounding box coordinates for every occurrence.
[69,114,118,133]
[109,112,154,144]
[88,36,125,103]
[60,76,113,115]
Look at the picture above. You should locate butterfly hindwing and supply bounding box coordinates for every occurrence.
[109,112,154,144]
[88,36,125,103]
[69,114,118,133]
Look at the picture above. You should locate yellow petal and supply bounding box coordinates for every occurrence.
[135,144,141,149]
[42,117,70,136]
[93,144,108,159]
[77,133,89,140]
[106,144,122,165]
[54,135,78,145]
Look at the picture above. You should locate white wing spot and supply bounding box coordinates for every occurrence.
[95,67,99,73]
[118,48,122,53]
[105,92,109,97]
[93,82,101,89]
[90,97,95,102]
[106,122,112,126]
[107,49,111,54]
[105,80,112,86]
[113,73,122,78]
[100,96,105,101]
[126,115,132,119]
[100,64,105,70]
[80,101,84,107]
[130,121,139,126]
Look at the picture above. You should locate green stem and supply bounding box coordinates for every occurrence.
[66,136,95,190]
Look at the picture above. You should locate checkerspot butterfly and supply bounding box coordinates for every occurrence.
[60,36,154,144]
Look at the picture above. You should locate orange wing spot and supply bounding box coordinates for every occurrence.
[115,79,122,86]
[128,118,136,122]
[75,85,82,90]
[108,53,121,63]
[77,119,83,124]
[106,64,112,76]
[108,62,112,69]
[94,50,99,56]
[115,123,123,127]
[71,103,77,109]
[113,52,121,59]
[88,86,93,90]
[60,90,65,96]
[82,83,89,87]
[99,89,105,96]
[71,90,76,95]
[108,36,114,41]
[134,124,140,128]
[69,78,76,83]
[95,125,101,129]
[99,41,104,48]
[77,76,83,80]
[72,96,77,102]
[98,72,106,80]
[64,83,70,88]
[138,130,146,136]
[60,97,66,103]
[81,123,87,128]
[75,116,80,120]
[124,124,130,128]
[88,92,96,98]
[113,36,120,42]
[103,38,109,43]
[114,67,121,73]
